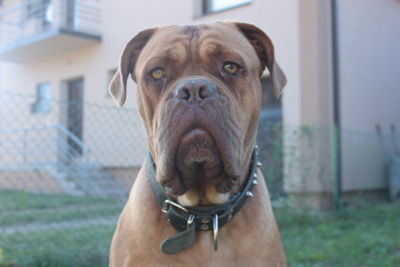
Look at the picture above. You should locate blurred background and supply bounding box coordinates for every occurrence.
[0,0,399,266]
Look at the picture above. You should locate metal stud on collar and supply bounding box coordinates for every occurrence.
[246,191,254,197]
[187,214,195,228]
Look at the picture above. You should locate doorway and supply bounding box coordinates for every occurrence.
[65,78,84,157]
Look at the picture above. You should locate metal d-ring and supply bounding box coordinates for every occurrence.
[163,199,188,213]
[213,214,219,251]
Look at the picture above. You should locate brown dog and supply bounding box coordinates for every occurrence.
[108,22,287,266]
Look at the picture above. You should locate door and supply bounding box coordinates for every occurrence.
[66,78,84,157]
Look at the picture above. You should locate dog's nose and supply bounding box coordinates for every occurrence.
[174,79,217,104]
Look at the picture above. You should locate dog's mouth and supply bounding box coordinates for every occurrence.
[161,125,239,197]
[177,128,220,173]
[176,127,228,188]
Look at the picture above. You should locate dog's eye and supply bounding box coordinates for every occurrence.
[150,67,166,80]
[223,62,240,74]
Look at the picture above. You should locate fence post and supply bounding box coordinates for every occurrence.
[330,125,341,209]
[84,147,90,195]
[22,129,28,164]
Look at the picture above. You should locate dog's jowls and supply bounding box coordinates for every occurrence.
[108,22,287,266]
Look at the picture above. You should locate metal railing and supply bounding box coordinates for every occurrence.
[0,124,90,169]
[0,122,128,198]
[0,0,101,48]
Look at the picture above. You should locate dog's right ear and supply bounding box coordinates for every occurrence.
[109,28,157,107]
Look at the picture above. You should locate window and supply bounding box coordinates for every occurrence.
[106,68,117,97]
[31,82,51,114]
[25,0,51,23]
[260,77,281,108]
[203,0,251,14]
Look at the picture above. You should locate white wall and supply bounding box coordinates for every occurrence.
[338,0,400,191]
[0,0,301,168]
[192,0,301,126]
[3,0,397,198]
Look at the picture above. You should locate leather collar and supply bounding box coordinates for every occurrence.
[147,146,261,254]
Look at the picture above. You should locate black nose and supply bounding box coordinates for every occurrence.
[174,79,217,104]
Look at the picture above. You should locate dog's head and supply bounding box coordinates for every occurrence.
[109,22,286,206]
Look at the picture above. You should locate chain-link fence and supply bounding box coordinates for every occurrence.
[260,122,395,208]
[0,90,147,266]
[0,90,394,266]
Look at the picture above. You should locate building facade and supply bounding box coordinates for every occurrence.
[0,0,399,207]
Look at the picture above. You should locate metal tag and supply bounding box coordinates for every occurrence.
[160,217,196,254]
[213,214,219,251]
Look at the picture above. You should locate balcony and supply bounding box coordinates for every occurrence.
[0,0,101,62]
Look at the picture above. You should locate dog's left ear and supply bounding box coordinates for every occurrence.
[109,28,157,107]
[233,22,287,98]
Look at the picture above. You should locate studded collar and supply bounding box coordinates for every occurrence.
[147,146,261,254]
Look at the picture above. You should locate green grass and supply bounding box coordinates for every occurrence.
[275,200,400,266]
[0,190,116,212]
[1,225,114,267]
[0,190,122,267]
[1,205,121,226]
[1,190,399,266]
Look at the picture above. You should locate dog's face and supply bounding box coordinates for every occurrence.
[110,22,286,206]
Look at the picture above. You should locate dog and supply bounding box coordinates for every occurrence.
[108,22,287,266]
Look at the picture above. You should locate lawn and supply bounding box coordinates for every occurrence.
[0,190,115,211]
[1,225,114,267]
[0,190,122,267]
[0,190,399,266]
[275,200,400,266]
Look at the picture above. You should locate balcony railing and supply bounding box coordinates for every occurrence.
[0,0,101,61]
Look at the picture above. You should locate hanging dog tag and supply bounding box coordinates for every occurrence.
[213,214,219,251]
[160,216,196,254]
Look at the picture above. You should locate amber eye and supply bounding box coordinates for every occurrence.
[223,62,240,74]
[150,67,166,80]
